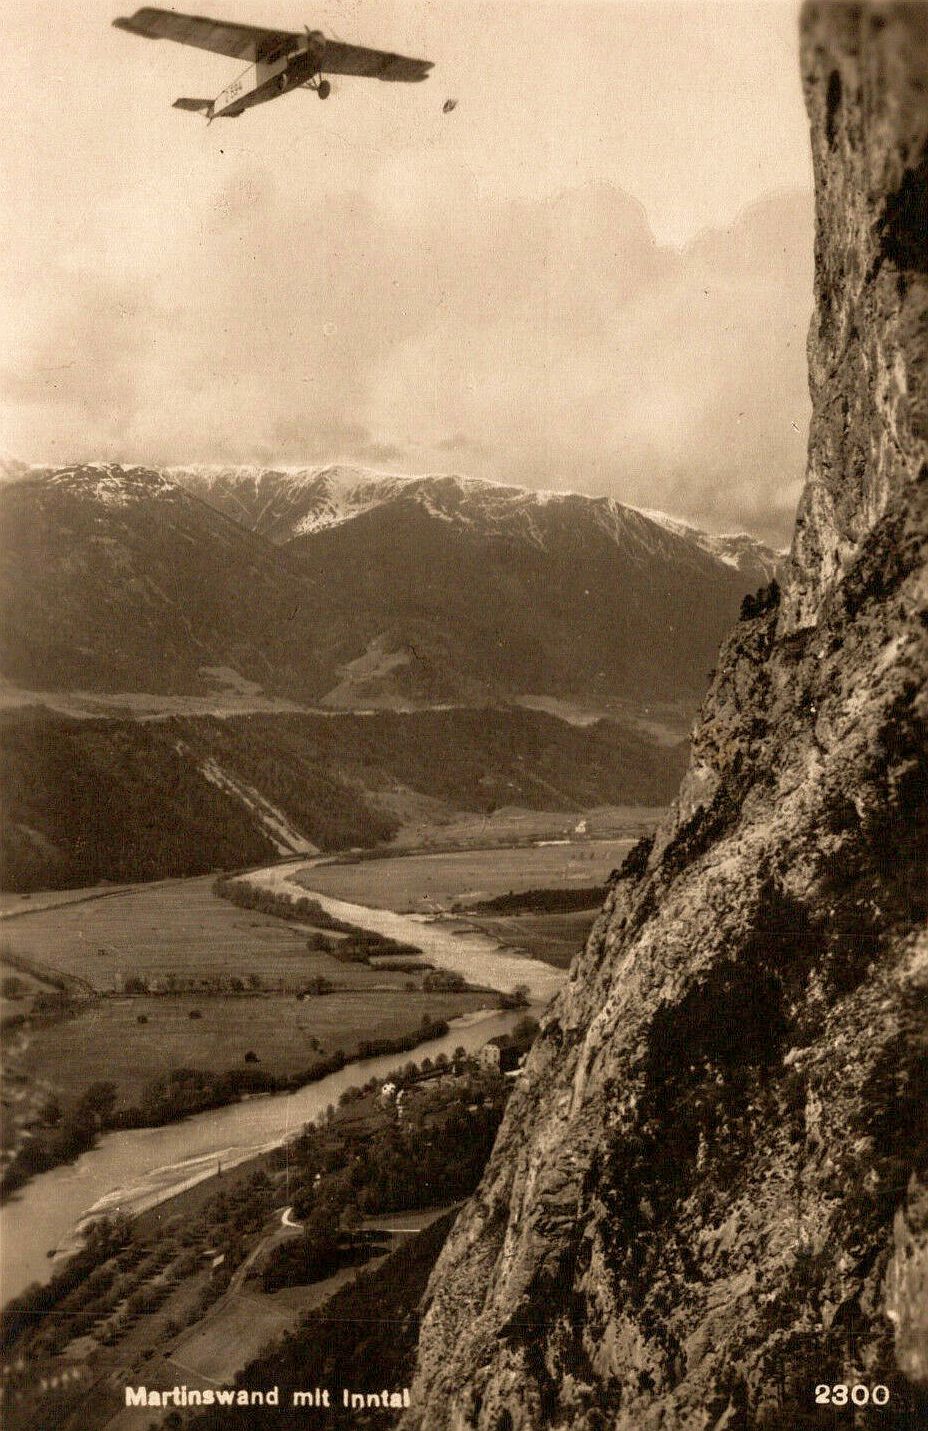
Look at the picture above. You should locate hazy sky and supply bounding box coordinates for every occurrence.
[1,0,814,542]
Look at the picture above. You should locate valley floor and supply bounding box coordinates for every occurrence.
[294,838,632,913]
[1,832,644,1211]
[0,1054,509,1431]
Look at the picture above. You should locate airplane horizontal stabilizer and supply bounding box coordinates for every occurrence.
[172,97,212,112]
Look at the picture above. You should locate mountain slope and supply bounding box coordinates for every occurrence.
[283,490,773,707]
[0,706,687,890]
[167,464,421,543]
[0,464,328,696]
[171,462,781,579]
[404,6,928,1426]
[2,462,776,710]
[172,464,782,706]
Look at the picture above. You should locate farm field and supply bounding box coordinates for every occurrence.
[13,990,488,1108]
[0,884,139,917]
[380,801,666,852]
[162,1291,295,1389]
[158,1205,451,1395]
[461,909,603,970]
[0,876,419,995]
[300,839,635,913]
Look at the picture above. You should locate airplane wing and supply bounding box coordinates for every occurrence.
[321,40,433,83]
[113,7,299,63]
[113,8,432,80]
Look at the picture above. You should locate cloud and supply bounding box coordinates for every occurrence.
[435,433,492,461]
[1,172,812,544]
[357,441,408,465]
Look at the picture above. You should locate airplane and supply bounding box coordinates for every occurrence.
[112,7,433,119]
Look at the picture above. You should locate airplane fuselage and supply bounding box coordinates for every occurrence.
[212,35,322,117]
[114,9,433,117]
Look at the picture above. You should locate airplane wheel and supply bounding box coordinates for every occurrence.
[317,80,331,99]
[278,73,289,91]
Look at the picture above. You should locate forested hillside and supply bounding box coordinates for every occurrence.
[0,707,685,891]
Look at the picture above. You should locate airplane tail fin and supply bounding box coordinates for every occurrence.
[173,97,213,114]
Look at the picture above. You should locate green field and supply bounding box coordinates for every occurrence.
[382,801,665,852]
[0,877,425,995]
[300,840,633,913]
[14,990,487,1108]
[0,873,492,1156]
[461,909,602,969]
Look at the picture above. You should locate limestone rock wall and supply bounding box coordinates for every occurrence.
[785,1,928,630]
[405,5,928,1427]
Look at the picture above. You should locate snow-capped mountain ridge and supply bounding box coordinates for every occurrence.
[2,460,778,711]
[6,458,779,579]
[630,505,787,572]
[168,463,780,576]
[46,463,179,508]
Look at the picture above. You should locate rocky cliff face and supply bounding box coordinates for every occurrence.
[405,6,928,1427]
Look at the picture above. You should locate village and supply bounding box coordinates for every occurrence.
[0,1015,538,1430]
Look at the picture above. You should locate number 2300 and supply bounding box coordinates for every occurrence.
[815,1384,889,1406]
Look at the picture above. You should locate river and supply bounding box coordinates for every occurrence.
[0,1008,534,1304]
[236,860,565,1003]
[1,858,565,1304]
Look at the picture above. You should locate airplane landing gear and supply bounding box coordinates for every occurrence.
[317,79,331,99]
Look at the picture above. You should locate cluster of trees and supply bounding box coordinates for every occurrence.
[261,1066,510,1295]
[296,976,333,998]
[191,1169,276,1268]
[497,982,531,1010]
[115,1067,285,1127]
[191,1213,458,1430]
[330,932,423,966]
[354,1014,449,1062]
[51,1239,184,1352]
[260,1203,371,1294]
[466,883,607,914]
[22,990,76,1023]
[1,1081,117,1198]
[213,877,351,931]
[117,971,265,996]
[421,969,467,992]
[335,1047,465,1110]
[214,877,426,965]
[335,1017,537,1114]
[305,931,339,953]
[0,1214,133,1353]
